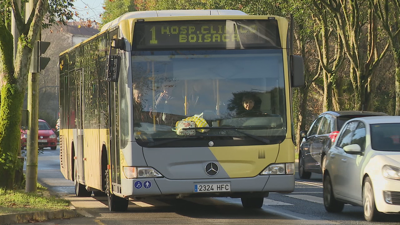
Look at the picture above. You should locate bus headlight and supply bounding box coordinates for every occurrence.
[260,163,295,175]
[123,167,163,179]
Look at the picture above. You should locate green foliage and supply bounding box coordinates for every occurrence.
[0,185,70,215]
[0,0,74,189]
[102,0,136,26]
[45,0,74,28]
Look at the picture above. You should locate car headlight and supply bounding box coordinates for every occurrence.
[382,165,400,180]
[50,134,57,138]
[123,167,163,179]
[260,163,295,175]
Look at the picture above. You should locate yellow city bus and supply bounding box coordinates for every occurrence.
[59,10,304,212]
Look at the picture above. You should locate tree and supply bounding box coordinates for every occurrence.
[101,0,136,27]
[320,0,389,111]
[0,0,73,189]
[371,0,400,115]
[311,1,345,112]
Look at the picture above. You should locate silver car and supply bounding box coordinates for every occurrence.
[323,116,400,221]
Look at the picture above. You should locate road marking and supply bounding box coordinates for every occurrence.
[286,195,324,204]
[130,199,170,207]
[264,198,293,206]
[130,201,155,207]
[291,192,322,194]
[95,219,106,225]
[295,181,323,188]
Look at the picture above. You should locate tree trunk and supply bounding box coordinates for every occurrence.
[323,71,333,112]
[395,66,400,115]
[296,86,309,149]
[0,85,25,189]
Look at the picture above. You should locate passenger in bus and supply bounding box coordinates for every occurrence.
[153,81,182,125]
[133,84,150,126]
[239,94,262,117]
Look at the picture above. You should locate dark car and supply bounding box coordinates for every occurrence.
[298,111,387,179]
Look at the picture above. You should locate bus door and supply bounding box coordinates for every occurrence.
[107,31,122,194]
[108,81,121,193]
[75,69,85,184]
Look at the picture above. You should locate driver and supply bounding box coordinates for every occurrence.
[240,94,262,116]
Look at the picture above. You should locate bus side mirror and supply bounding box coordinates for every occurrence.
[106,55,120,82]
[291,55,305,87]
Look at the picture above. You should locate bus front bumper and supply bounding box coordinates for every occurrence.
[120,175,294,198]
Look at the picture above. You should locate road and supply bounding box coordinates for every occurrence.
[20,147,400,225]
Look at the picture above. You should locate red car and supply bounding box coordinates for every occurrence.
[20,119,58,150]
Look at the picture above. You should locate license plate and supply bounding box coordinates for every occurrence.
[194,183,230,193]
[38,140,47,143]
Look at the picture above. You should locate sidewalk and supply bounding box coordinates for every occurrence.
[0,183,81,224]
[0,206,79,225]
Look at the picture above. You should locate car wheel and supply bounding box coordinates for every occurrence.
[363,177,380,221]
[241,197,264,209]
[298,152,311,179]
[323,173,344,212]
[51,146,57,150]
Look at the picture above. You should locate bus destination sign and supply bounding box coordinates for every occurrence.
[133,20,280,50]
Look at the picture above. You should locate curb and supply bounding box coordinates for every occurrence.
[0,205,81,225]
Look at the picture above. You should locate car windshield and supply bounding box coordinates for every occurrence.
[131,49,287,146]
[39,121,51,130]
[371,123,400,151]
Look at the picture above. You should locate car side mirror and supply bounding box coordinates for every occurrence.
[52,128,56,133]
[300,130,307,139]
[343,144,362,154]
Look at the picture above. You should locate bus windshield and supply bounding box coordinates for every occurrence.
[132,49,286,146]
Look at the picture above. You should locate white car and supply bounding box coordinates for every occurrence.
[323,116,400,221]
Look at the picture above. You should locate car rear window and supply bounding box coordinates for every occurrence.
[337,117,357,130]
[337,115,384,130]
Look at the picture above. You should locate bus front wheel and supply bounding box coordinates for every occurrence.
[105,169,129,212]
[74,160,92,197]
[241,197,264,209]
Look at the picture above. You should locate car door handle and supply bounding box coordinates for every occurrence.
[341,158,347,162]
[330,154,336,158]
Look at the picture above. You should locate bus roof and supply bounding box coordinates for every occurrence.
[101,10,247,32]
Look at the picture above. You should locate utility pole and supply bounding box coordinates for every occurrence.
[25,0,38,193]
[25,0,51,193]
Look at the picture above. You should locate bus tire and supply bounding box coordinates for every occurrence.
[74,159,92,197]
[241,197,264,209]
[105,169,128,211]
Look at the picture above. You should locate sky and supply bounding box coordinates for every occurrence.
[72,0,105,23]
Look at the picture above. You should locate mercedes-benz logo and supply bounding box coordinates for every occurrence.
[205,162,218,176]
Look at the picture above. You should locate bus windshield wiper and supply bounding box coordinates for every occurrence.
[184,126,270,144]
[147,137,199,147]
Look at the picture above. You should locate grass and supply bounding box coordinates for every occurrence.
[0,183,70,215]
